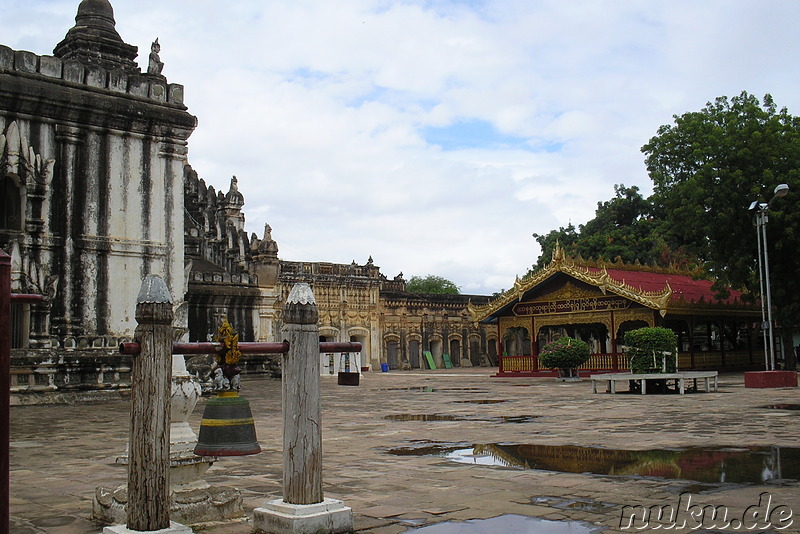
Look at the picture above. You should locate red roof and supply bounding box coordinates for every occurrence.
[589,268,746,306]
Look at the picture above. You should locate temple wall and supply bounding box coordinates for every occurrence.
[0,44,196,342]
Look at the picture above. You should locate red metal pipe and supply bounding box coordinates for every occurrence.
[119,341,362,356]
[9,294,43,304]
[319,342,362,353]
[1,251,11,534]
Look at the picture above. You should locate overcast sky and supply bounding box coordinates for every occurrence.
[3,0,800,295]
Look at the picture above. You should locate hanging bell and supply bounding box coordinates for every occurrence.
[194,391,261,456]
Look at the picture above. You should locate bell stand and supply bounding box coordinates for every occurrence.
[119,340,362,357]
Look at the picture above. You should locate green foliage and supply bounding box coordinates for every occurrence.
[624,327,678,374]
[405,275,460,295]
[642,91,800,368]
[532,185,694,270]
[538,336,590,370]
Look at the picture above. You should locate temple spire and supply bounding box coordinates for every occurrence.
[53,0,139,73]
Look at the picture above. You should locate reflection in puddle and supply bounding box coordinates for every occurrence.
[373,387,488,393]
[385,414,463,422]
[389,443,800,484]
[762,404,800,411]
[533,496,617,513]
[452,399,507,404]
[384,414,540,424]
[403,514,601,533]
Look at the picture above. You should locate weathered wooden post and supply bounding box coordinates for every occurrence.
[1,250,10,534]
[104,275,191,534]
[253,283,352,533]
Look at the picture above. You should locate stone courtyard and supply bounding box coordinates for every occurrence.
[9,369,800,533]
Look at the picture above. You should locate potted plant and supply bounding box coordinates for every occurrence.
[538,336,590,381]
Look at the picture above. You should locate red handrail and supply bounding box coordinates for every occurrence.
[119,341,362,356]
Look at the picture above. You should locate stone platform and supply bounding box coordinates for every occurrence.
[9,369,800,533]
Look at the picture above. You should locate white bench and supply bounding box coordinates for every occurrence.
[590,371,719,394]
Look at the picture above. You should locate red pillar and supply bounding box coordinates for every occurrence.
[1,250,10,534]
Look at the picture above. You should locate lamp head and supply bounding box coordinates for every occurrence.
[774,183,789,198]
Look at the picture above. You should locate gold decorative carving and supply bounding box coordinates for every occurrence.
[613,309,654,328]
[499,316,532,334]
[533,313,612,333]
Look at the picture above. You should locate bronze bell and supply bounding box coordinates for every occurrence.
[194,318,261,456]
[194,390,261,456]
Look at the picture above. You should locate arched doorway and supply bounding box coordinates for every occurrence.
[1,175,22,230]
[408,339,421,369]
[487,338,498,364]
[386,340,400,370]
[449,338,461,366]
[537,323,610,354]
[430,338,443,368]
[503,327,531,356]
[470,338,481,366]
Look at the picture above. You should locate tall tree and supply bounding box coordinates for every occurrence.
[533,185,692,269]
[405,275,460,295]
[642,91,800,368]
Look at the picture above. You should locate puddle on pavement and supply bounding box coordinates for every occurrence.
[373,387,488,393]
[384,414,540,424]
[388,443,800,484]
[762,404,800,411]
[403,514,602,533]
[532,496,617,513]
[451,399,507,404]
[386,414,464,422]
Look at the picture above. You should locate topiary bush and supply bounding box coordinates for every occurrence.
[539,336,591,371]
[624,327,678,374]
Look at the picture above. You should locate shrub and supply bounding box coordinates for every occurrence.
[539,336,591,370]
[624,327,678,373]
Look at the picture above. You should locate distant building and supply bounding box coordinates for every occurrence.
[471,244,764,377]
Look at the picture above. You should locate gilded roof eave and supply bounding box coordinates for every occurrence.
[468,244,751,322]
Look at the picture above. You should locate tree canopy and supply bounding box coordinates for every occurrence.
[532,184,693,270]
[405,275,460,295]
[643,91,800,367]
[532,91,800,367]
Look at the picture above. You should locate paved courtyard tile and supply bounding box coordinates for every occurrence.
[8,369,800,533]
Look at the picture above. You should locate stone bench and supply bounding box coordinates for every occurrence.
[590,371,719,394]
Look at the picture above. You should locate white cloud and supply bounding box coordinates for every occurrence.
[4,0,800,294]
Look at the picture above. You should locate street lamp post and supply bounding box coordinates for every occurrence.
[750,183,789,371]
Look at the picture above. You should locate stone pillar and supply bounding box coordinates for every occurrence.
[253,283,352,534]
[103,275,191,534]
[53,125,82,336]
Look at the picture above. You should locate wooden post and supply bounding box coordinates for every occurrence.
[1,250,10,534]
[281,283,323,504]
[127,275,174,531]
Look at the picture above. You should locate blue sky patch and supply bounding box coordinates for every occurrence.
[422,119,530,151]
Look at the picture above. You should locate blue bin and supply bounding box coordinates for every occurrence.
[380,363,389,372]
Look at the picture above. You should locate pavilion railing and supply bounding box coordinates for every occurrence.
[498,353,628,374]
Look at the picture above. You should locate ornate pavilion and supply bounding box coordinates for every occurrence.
[469,245,764,377]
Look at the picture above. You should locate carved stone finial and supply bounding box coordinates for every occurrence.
[136,274,172,305]
[147,37,164,75]
[283,283,318,325]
